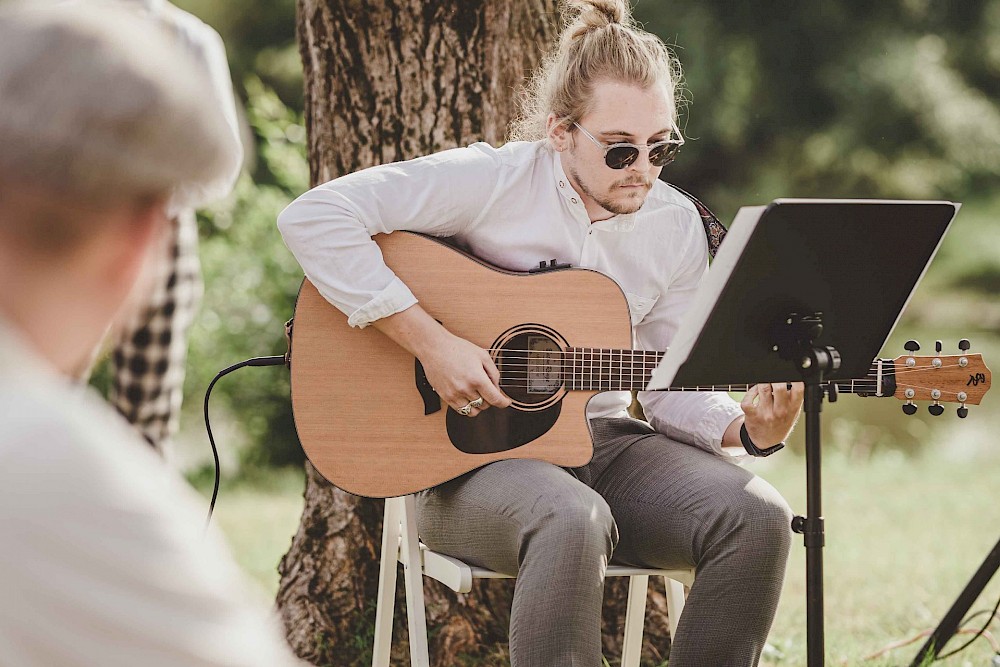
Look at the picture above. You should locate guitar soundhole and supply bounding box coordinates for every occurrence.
[446,324,567,456]
[493,324,568,412]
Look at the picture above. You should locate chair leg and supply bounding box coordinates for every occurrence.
[621,574,649,667]
[373,498,402,667]
[400,495,430,667]
[664,576,687,640]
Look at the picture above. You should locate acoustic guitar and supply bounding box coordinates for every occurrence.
[288,231,992,498]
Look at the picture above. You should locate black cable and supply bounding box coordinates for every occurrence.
[936,592,1000,661]
[203,355,286,531]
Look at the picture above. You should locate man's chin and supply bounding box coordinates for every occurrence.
[600,192,647,215]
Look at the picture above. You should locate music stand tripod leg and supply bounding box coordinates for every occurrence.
[909,536,1000,665]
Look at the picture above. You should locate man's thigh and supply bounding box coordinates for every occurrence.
[415,458,614,576]
[594,435,791,570]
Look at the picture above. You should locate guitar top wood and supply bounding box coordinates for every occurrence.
[290,231,631,498]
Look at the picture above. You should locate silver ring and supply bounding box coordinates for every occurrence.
[458,397,484,416]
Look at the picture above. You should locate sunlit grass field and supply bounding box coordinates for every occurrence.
[200,444,1000,666]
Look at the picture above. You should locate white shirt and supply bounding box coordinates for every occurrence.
[277,140,744,456]
[0,319,303,667]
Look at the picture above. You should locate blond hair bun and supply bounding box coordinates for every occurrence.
[564,0,630,40]
[509,0,683,142]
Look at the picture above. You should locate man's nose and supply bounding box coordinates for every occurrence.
[627,147,653,172]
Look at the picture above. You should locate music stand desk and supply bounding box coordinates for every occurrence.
[648,199,959,666]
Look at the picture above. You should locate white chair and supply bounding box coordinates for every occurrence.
[372,494,695,667]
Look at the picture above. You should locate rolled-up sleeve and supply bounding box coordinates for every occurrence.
[635,212,745,458]
[277,144,500,327]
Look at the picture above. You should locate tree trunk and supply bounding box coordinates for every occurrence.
[278,2,675,665]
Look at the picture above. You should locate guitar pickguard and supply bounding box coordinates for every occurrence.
[446,402,562,454]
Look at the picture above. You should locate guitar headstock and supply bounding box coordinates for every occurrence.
[892,339,991,417]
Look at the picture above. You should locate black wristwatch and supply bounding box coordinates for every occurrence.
[740,423,785,457]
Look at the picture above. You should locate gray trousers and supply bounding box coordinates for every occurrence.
[415,417,792,667]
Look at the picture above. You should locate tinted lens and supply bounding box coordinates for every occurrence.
[605,145,639,169]
[648,142,680,167]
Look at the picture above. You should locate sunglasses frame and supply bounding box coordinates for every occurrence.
[573,121,684,169]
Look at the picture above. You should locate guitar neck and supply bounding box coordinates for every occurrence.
[561,347,884,395]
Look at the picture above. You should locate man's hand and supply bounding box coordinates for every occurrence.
[372,304,511,417]
[417,329,511,417]
[740,382,804,447]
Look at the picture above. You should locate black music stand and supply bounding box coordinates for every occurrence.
[647,199,960,666]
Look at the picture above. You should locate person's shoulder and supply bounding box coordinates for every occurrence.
[409,140,548,180]
[494,139,550,161]
[0,383,198,512]
[643,180,702,218]
[0,386,89,461]
[638,182,714,255]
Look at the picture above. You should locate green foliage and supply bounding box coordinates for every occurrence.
[185,75,307,471]
[634,0,1000,219]
[173,0,302,106]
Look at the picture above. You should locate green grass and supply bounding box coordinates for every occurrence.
[755,450,1000,666]
[199,450,1000,665]
[196,466,305,595]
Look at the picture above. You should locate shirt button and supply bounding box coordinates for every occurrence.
[559,181,565,188]
[571,197,578,204]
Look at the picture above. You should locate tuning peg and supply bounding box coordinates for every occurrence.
[959,339,971,352]
[929,403,944,416]
[904,340,920,352]
[935,340,942,354]
[958,406,969,419]
[902,402,917,415]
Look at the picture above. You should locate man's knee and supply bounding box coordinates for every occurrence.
[521,491,618,563]
[728,476,794,559]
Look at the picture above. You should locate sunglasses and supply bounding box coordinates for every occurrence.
[573,122,684,169]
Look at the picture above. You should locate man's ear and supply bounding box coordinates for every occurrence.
[545,114,571,152]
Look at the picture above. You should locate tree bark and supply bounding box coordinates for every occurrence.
[278,2,675,665]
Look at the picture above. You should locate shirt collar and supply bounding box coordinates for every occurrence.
[548,145,637,233]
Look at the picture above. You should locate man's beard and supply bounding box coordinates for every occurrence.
[569,165,651,215]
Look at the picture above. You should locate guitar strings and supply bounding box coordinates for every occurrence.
[492,359,977,376]
[491,362,978,395]
[490,382,974,399]
[492,360,975,377]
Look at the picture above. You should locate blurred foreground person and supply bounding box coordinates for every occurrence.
[103,0,244,455]
[0,3,302,665]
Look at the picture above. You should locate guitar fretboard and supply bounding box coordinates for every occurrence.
[562,347,882,394]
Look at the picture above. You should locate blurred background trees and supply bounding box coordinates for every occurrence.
[162,0,1000,478]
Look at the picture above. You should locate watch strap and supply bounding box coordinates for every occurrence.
[740,423,785,457]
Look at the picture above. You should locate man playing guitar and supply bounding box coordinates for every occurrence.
[279,1,803,664]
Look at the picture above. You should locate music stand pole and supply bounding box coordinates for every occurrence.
[780,314,842,667]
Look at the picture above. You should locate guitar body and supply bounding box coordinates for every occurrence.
[290,231,631,498]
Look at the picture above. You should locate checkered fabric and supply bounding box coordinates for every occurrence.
[109,210,202,453]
